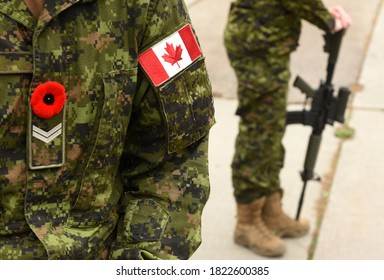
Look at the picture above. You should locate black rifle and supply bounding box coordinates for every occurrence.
[286,30,351,220]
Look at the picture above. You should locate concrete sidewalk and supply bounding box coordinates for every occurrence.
[314,1,384,259]
[186,0,384,260]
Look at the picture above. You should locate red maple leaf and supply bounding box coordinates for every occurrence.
[162,43,183,68]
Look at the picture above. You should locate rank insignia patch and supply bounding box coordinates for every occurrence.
[32,123,63,144]
[28,81,66,170]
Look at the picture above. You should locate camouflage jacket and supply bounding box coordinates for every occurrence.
[0,0,214,259]
[224,0,335,56]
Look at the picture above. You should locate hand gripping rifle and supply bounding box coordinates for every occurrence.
[286,30,351,220]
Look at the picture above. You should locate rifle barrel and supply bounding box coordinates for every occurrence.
[296,180,308,220]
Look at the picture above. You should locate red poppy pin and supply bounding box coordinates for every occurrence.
[30,81,67,119]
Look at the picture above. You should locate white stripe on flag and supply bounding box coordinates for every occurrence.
[152,32,193,79]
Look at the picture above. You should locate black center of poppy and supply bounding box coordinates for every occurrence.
[43,93,55,105]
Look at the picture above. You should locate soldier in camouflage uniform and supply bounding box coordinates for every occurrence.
[224,0,351,257]
[0,0,215,259]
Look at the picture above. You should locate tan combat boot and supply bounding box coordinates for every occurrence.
[234,197,286,257]
[262,192,310,238]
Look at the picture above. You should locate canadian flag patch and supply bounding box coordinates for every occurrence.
[138,24,202,87]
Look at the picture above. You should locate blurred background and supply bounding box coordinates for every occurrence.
[184,0,384,260]
[187,0,368,101]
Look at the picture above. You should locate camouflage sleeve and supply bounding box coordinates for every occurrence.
[109,0,215,260]
[281,0,335,31]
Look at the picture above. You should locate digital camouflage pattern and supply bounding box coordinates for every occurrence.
[224,0,334,203]
[0,0,214,259]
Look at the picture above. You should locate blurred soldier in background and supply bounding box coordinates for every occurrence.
[224,0,352,257]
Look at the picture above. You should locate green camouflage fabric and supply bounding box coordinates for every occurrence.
[224,0,334,203]
[0,0,215,259]
[224,0,335,58]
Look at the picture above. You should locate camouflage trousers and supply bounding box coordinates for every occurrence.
[229,54,291,204]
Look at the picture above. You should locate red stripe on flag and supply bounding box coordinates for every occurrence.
[178,24,202,61]
[138,48,169,86]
